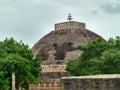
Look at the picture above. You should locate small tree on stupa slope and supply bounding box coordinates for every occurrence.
[0,37,41,90]
[66,37,120,76]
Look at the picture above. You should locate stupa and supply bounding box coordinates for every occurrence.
[32,14,103,65]
[31,14,104,88]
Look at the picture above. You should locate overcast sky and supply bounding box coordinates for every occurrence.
[1,0,120,48]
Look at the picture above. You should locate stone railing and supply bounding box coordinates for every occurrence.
[29,80,60,90]
[41,65,66,72]
[61,74,120,90]
[55,21,85,31]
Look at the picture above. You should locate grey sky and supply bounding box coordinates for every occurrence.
[0,0,120,48]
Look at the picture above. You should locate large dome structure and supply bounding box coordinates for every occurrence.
[32,14,103,65]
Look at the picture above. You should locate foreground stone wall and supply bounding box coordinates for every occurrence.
[61,74,120,90]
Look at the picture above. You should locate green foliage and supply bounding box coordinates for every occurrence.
[100,49,120,74]
[66,37,120,76]
[0,71,10,90]
[0,37,41,90]
[66,60,78,76]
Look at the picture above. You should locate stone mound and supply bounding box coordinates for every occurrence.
[32,28,102,65]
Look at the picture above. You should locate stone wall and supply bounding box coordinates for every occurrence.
[61,74,120,90]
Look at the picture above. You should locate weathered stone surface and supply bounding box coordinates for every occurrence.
[41,72,67,81]
[32,28,103,65]
[61,74,120,90]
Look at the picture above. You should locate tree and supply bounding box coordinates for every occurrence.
[99,49,120,74]
[66,37,120,76]
[0,38,41,90]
